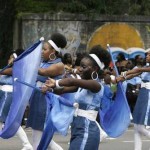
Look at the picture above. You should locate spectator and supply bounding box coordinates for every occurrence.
[115,52,128,74]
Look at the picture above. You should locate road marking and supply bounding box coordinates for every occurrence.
[123,140,150,143]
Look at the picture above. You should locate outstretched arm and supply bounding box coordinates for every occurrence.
[126,67,150,76]
[0,68,12,75]
[44,78,101,93]
[38,62,64,77]
[116,72,142,82]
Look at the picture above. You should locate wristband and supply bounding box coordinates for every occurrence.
[55,79,64,89]
[110,75,115,81]
[121,71,127,80]
[48,88,54,92]
[13,53,17,59]
[135,88,139,91]
[72,68,77,74]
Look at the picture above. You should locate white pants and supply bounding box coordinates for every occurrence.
[99,125,108,142]
[0,123,33,150]
[32,129,63,150]
[16,126,33,150]
[0,122,4,130]
[134,124,150,150]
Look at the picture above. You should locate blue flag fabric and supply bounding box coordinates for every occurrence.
[99,45,130,137]
[37,92,75,150]
[100,85,114,115]
[0,39,43,138]
[100,83,130,137]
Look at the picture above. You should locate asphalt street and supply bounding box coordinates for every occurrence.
[0,125,150,150]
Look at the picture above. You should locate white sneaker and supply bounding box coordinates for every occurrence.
[1,123,4,130]
[48,140,63,150]
[100,132,108,142]
[146,126,150,129]
[21,144,33,150]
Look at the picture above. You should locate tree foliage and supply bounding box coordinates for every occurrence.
[0,0,15,66]
[14,0,150,16]
[0,0,150,67]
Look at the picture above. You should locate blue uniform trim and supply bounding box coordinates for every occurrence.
[80,119,90,150]
[144,90,150,125]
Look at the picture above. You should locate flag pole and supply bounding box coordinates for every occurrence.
[14,78,41,91]
[107,43,129,107]
[14,78,76,107]
[107,44,119,76]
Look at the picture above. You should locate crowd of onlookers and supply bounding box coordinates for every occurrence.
[113,52,145,114]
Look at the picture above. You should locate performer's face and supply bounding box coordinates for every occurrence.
[8,54,14,65]
[79,57,95,80]
[146,51,150,63]
[42,42,55,61]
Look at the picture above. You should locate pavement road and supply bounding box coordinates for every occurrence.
[0,125,150,150]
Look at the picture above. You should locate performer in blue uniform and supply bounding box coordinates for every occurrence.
[123,59,141,114]
[117,50,150,150]
[0,49,33,150]
[26,33,67,150]
[43,45,111,150]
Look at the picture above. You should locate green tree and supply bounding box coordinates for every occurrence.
[1,0,150,66]
[0,0,15,67]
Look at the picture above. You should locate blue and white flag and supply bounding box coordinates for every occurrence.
[99,44,130,137]
[37,92,75,150]
[0,38,43,138]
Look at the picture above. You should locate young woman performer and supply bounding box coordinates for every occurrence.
[43,45,111,150]
[117,50,150,150]
[26,33,67,150]
[0,49,33,150]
